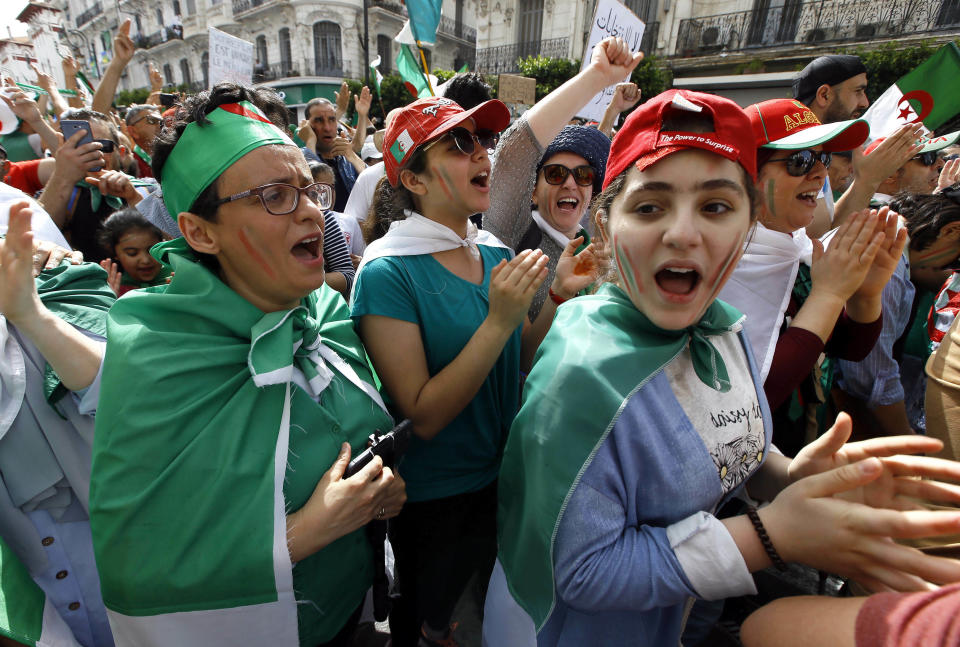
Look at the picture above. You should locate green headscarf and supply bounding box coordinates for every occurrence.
[160,101,293,218]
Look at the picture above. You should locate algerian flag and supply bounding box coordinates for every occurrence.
[370,55,384,94]
[403,0,442,45]
[396,44,436,99]
[0,535,81,647]
[75,71,95,106]
[862,42,960,139]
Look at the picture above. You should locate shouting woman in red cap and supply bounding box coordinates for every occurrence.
[483,89,960,647]
[351,37,640,647]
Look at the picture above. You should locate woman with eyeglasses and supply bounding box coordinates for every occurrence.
[87,83,406,647]
[718,98,904,455]
[350,38,640,647]
[483,124,611,320]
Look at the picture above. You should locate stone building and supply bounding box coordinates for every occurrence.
[48,0,477,116]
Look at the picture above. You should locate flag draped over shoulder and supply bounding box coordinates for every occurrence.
[90,238,390,646]
[862,42,960,138]
[497,284,744,630]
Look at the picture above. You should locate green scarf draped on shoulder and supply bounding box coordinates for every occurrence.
[498,283,743,630]
[90,238,389,645]
[35,262,116,403]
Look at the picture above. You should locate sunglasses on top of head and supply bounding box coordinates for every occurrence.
[911,151,939,166]
[422,127,499,156]
[541,164,596,187]
[767,149,832,176]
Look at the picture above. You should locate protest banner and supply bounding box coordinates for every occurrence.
[576,0,645,122]
[498,74,537,105]
[208,27,253,88]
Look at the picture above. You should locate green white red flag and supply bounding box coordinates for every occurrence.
[862,42,960,139]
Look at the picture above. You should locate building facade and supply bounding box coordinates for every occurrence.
[48,0,477,115]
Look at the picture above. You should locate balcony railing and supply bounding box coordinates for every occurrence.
[76,2,103,27]
[476,37,569,74]
[676,0,960,57]
[133,26,184,49]
[302,58,349,78]
[233,0,279,16]
[254,60,301,82]
[438,15,476,43]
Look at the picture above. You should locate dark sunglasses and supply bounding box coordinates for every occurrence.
[767,149,832,176]
[95,138,115,153]
[422,127,498,156]
[912,151,939,166]
[541,164,596,187]
[213,182,333,215]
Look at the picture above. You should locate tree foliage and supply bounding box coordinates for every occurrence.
[851,41,940,103]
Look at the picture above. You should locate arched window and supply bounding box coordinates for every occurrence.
[179,58,191,86]
[279,28,292,76]
[517,0,544,59]
[377,34,392,73]
[256,35,268,67]
[155,8,163,27]
[201,51,209,89]
[162,63,173,85]
[313,21,342,76]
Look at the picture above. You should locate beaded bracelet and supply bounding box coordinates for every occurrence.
[745,505,788,571]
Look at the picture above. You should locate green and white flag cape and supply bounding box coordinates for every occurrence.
[90,238,390,646]
[0,535,80,647]
[862,41,960,139]
[497,283,744,630]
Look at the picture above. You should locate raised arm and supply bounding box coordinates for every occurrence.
[0,202,103,390]
[92,19,136,115]
[351,86,372,156]
[30,63,69,122]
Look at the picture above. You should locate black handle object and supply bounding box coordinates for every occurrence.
[343,419,412,478]
[342,419,412,622]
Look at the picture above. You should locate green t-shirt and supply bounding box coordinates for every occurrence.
[351,246,522,502]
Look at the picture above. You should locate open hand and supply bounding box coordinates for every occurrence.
[810,209,884,303]
[334,81,350,119]
[98,259,122,296]
[854,125,925,189]
[0,202,42,325]
[937,157,960,193]
[487,248,549,331]
[552,236,599,298]
[763,458,960,593]
[354,86,372,117]
[852,206,908,300]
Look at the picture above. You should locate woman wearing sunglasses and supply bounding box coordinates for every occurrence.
[88,83,406,647]
[483,124,611,320]
[351,37,640,647]
[719,98,904,454]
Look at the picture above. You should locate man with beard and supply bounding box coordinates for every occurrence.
[793,55,869,123]
[794,55,923,235]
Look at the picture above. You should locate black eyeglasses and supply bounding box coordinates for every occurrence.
[912,151,939,166]
[767,149,832,176]
[131,113,161,127]
[95,138,115,153]
[541,164,596,187]
[213,182,333,215]
[422,127,498,156]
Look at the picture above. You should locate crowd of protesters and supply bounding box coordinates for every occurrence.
[6,23,960,647]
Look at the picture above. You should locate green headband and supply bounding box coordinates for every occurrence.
[161,101,293,218]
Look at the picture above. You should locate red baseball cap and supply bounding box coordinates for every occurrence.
[747,98,868,152]
[383,96,511,186]
[603,89,757,191]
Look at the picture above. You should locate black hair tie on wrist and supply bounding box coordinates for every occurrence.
[746,505,788,571]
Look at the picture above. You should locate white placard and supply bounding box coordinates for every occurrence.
[576,0,646,122]
[208,26,253,88]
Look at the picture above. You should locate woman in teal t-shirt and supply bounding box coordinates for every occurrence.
[351,37,641,647]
